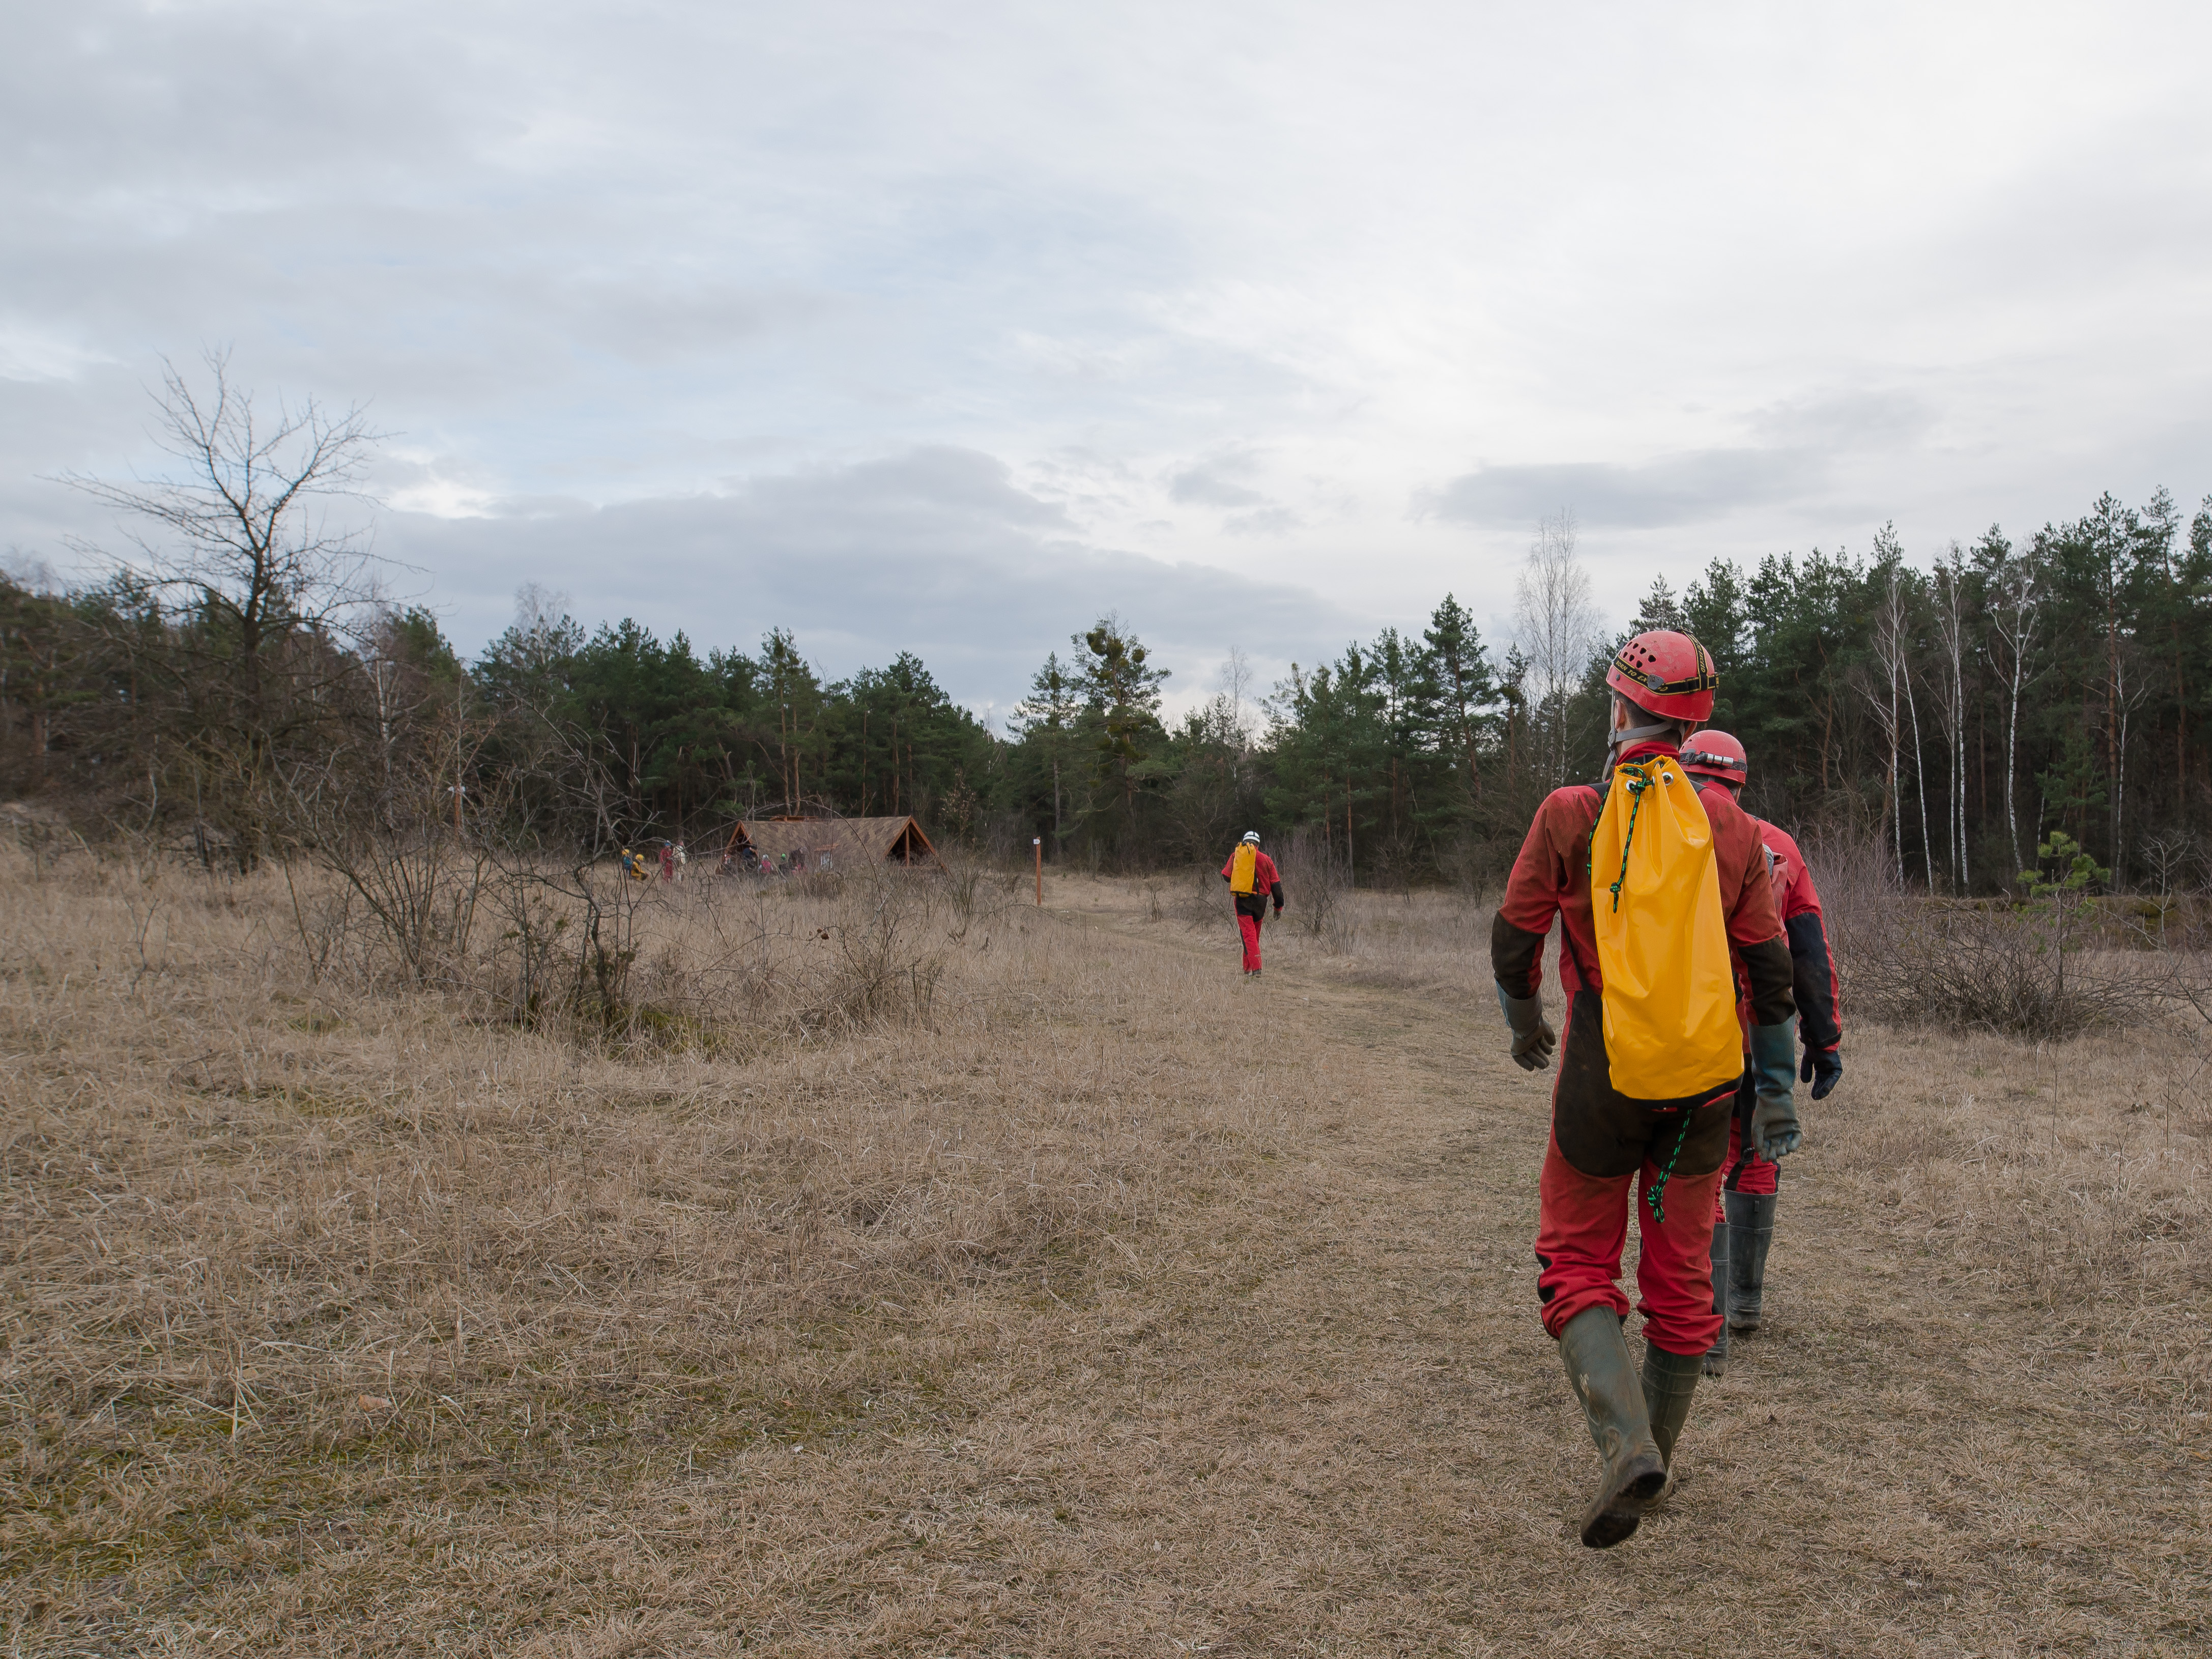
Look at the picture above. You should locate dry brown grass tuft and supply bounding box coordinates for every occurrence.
[3,850,2208,1653]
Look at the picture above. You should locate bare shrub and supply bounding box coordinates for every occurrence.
[1272,824,1354,949]
[1809,828,2175,1037]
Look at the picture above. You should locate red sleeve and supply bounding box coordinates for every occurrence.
[1498,793,1572,935]
[1780,844,1821,922]
[1220,853,1234,879]
[1492,789,1586,999]
[1708,794,1784,950]
[1700,786,1793,1027]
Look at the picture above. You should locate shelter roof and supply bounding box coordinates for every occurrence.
[727,816,936,865]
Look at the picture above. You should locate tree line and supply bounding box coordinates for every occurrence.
[5,363,2209,893]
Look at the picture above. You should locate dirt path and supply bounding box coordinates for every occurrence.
[10,876,2204,1655]
[859,902,2206,1656]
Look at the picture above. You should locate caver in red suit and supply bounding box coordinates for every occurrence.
[1489,631,1796,1549]
[1219,836,1283,974]
[1679,731,1843,1372]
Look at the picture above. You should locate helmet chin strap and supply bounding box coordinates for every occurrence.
[1609,717,1674,760]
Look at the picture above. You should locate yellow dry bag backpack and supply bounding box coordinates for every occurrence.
[1587,756,1741,1100]
[1229,843,1258,895]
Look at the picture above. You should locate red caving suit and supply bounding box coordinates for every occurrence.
[1491,742,1795,1357]
[1220,848,1283,972]
[1717,818,1842,1205]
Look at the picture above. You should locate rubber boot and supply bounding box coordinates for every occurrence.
[1557,1307,1667,1549]
[1701,1221,1729,1377]
[1726,1190,1776,1334]
[1641,1343,1702,1475]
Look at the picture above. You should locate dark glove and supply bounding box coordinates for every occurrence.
[1496,983,1557,1072]
[1799,1044,1842,1100]
[1273,899,1284,916]
[1747,1018,1801,1159]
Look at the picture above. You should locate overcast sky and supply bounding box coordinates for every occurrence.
[7,2,2211,722]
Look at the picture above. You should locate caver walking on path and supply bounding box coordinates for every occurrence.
[1678,730,1843,1376]
[1220,831,1283,976]
[1490,630,1799,1549]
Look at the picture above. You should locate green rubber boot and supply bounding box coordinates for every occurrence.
[1702,1221,1729,1377]
[1558,1307,1667,1548]
[1642,1342,1703,1474]
[1726,1190,1777,1334]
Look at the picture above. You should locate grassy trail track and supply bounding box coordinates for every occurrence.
[3,869,2205,1654]
[988,895,2206,1656]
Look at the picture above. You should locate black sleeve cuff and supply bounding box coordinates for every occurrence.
[1491,911,1546,999]
[1740,935,1796,1027]
[1785,911,1842,1048]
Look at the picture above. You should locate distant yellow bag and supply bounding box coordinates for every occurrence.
[1229,843,1258,894]
[1587,756,1742,1100]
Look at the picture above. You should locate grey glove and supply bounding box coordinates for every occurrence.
[1747,1018,1801,1159]
[1496,983,1557,1072]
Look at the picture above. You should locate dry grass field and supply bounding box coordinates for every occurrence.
[3,844,2209,1655]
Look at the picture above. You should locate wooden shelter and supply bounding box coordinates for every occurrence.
[722,815,937,871]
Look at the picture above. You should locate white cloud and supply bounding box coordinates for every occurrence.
[376,446,1364,716]
[6,1,2212,693]
[0,325,111,385]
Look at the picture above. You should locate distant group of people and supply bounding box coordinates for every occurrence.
[615,838,851,881]
[1217,625,1843,1549]
[619,840,690,882]
[714,844,824,878]
[620,838,845,880]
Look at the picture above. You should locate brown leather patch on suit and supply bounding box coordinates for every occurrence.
[1553,988,1738,1179]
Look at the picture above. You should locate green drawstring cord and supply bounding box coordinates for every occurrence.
[1606,763,1655,912]
[1646,1110,1694,1223]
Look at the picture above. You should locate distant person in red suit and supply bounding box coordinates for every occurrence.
[1220,831,1284,975]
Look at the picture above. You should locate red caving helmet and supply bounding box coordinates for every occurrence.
[1605,629,1718,722]
[1679,729,1748,787]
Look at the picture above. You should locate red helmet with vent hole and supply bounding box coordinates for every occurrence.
[1605,629,1718,722]
[1679,729,1748,786]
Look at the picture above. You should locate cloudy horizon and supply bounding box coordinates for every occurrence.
[8,1,2211,718]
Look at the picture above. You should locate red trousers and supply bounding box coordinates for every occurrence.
[1536,1129,1726,1357]
[1237,911,1265,972]
[1710,1078,1780,1220]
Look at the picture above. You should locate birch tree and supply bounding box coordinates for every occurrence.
[1931,545,1971,891]
[1513,510,1599,790]
[1866,565,1912,882]
[1981,532,2043,882]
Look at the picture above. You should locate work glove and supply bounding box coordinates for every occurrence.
[1747,1019,1801,1160]
[1496,983,1557,1072]
[1799,1044,1843,1100]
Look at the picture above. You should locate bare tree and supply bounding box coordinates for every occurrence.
[1217,646,1255,749]
[1865,567,1911,883]
[1904,642,1933,889]
[2112,639,2155,887]
[61,350,386,865]
[1513,510,1599,789]
[1931,546,1970,892]
[1986,544,2043,880]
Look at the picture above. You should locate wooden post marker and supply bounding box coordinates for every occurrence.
[1033,838,1042,906]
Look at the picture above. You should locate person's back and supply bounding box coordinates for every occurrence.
[1495,767,1780,1021]
[1220,832,1283,976]
[1490,630,1798,1550]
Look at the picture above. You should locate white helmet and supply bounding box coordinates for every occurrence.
[1241,830,1261,844]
